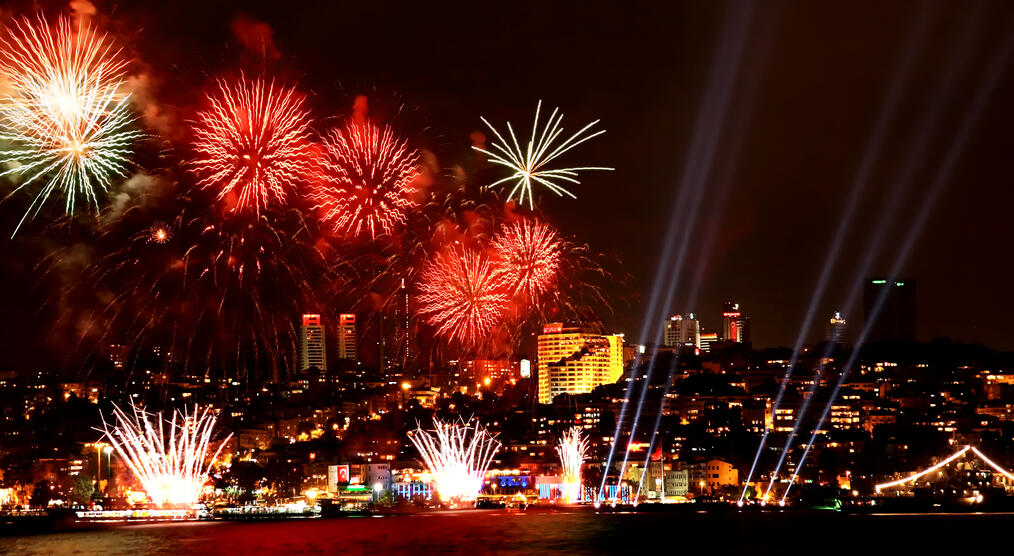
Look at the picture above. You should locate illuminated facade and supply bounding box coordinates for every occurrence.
[299,314,326,371]
[337,313,358,362]
[536,323,624,404]
[721,302,750,343]
[663,314,700,348]
[699,332,719,353]
[827,311,848,344]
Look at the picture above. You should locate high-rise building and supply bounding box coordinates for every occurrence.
[827,311,848,345]
[536,323,624,404]
[722,302,750,343]
[863,279,915,343]
[337,313,358,362]
[699,332,719,353]
[299,314,326,372]
[663,313,701,348]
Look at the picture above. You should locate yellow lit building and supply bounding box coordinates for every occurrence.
[536,323,624,404]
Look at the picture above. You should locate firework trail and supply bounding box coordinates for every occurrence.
[473,101,612,208]
[101,402,231,507]
[557,426,589,503]
[0,16,140,235]
[492,218,561,305]
[190,75,315,214]
[416,243,510,346]
[408,418,500,503]
[310,120,420,239]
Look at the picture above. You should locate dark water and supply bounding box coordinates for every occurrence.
[1,509,1011,555]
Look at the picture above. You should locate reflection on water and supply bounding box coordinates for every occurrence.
[1,509,1012,555]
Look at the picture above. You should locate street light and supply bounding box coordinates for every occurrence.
[103,446,113,485]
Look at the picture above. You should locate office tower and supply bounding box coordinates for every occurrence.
[827,311,848,345]
[299,314,326,372]
[663,313,701,348]
[863,279,915,342]
[536,323,624,404]
[699,332,719,353]
[337,313,358,362]
[722,302,750,343]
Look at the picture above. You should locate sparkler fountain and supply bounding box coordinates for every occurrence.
[408,418,501,504]
[556,427,589,503]
[101,403,232,507]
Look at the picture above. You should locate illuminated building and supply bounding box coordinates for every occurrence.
[863,278,915,342]
[536,323,624,404]
[687,459,739,492]
[299,314,327,372]
[721,302,750,343]
[827,311,848,344]
[337,313,358,362]
[699,332,719,353]
[663,313,700,348]
[459,360,521,394]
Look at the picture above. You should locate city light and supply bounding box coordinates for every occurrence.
[408,418,501,504]
[100,403,232,507]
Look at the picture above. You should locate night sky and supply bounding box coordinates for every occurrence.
[2,0,1014,371]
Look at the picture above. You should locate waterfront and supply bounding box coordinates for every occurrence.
[2,509,1012,555]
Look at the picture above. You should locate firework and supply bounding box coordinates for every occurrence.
[146,221,170,244]
[473,101,612,208]
[408,418,501,503]
[190,75,315,213]
[416,243,510,346]
[0,16,140,234]
[310,121,420,239]
[492,219,561,304]
[557,427,589,503]
[101,402,231,507]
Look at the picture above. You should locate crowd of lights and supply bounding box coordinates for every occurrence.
[416,243,511,346]
[101,402,231,507]
[474,100,612,208]
[0,16,140,235]
[190,74,315,214]
[310,120,420,239]
[408,418,501,503]
[556,427,589,503]
[491,218,561,304]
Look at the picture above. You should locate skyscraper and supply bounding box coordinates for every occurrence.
[337,313,358,362]
[722,302,750,343]
[863,279,915,343]
[663,313,701,348]
[536,323,624,404]
[299,314,326,372]
[827,311,848,345]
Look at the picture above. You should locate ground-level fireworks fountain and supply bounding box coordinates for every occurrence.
[408,418,501,504]
[101,403,232,507]
[557,427,589,503]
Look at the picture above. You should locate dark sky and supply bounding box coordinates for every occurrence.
[2,0,1014,369]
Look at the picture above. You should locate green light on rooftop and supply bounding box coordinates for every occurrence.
[872,280,886,284]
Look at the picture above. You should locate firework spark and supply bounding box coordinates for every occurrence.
[473,101,612,208]
[492,219,561,304]
[416,243,510,346]
[557,427,589,503]
[0,16,140,235]
[310,121,420,239]
[190,75,315,213]
[146,221,170,244]
[408,418,500,503]
[101,402,231,507]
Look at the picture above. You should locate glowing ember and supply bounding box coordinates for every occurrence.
[310,120,420,239]
[492,219,561,304]
[190,74,315,214]
[101,402,231,507]
[146,222,171,244]
[416,243,511,346]
[473,100,612,208]
[408,418,500,503]
[0,16,140,235]
[557,427,589,503]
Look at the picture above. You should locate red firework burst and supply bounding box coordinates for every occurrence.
[190,75,315,213]
[417,244,510,346]
[310,120,419,239]
[492,219,561,303]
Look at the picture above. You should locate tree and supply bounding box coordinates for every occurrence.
[29,480,51,509]
[69,474,95,506]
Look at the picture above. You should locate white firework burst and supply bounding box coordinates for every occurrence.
[408,418,501,503]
